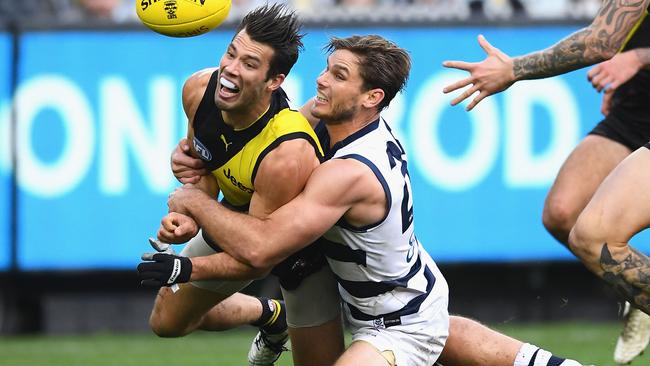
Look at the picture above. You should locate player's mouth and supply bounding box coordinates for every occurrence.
[218,77,241,99]
[314,93,328,105]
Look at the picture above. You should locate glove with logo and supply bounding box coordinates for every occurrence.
[137,252,192,288]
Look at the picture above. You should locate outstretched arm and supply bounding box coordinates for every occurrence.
[443,0,650,110]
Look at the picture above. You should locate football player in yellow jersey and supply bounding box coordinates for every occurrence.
[443,0,650,363]
[137,4,343,366]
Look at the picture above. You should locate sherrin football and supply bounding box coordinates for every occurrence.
[137,0,231,37]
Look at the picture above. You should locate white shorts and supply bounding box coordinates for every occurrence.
[179,230,252,296]
[281,264,341,328]
[346,266,449,366]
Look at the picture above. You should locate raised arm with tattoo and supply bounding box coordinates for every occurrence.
[443,0,650,110]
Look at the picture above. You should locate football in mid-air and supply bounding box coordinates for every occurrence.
[136,0,231,37]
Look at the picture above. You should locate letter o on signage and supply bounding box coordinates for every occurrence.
[16,75,94,197]
[410,72,499,191]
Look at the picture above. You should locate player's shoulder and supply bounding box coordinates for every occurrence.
[182,67,217,117]
[183,67,217,97]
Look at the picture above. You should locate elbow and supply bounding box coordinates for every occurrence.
[585,30,619,62]
[246,249,276,272]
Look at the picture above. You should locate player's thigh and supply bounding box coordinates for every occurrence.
[335,341,393,366]
[577,146,650,243]
[282,264,341,328]
[289,314,344,366]
[282,265,344,366]
[545,134,631,218]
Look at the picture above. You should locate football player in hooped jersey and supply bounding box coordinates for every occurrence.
[137,4,344,366]
[163,35,588,366]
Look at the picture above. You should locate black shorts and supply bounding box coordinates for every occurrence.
[589,72,650,150]
[589,111,650,151]
[645,141,650,150]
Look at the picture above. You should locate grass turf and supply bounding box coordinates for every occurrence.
[0,322,640,366]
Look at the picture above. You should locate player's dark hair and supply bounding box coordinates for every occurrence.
[236,3,304,80]
[326,35,410,111]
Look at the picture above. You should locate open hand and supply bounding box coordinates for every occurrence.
[442,35,515,111]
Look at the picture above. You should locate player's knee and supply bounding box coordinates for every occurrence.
[148,291,191,338]
[568,219,602,262]
[149,309,190,338]
[542,198,577,243]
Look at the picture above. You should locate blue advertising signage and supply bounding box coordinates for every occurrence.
[0,33,10,270]
[2,26,643,269]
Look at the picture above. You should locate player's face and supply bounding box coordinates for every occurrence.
[215,30,274,112]
[311,50,366,124]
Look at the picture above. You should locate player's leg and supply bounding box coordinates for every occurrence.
[148,231,284,338]
[281,264,344,366]
[440,316,585,366]
[569,146,650,314]
[334,341,394,366]
[542,134,630,246]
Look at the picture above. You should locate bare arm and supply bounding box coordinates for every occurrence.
[169,138,322,278]
[513,0,650,80]
[443,0,650,110]
[170,159,374,270]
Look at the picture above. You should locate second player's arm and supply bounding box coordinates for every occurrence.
[177,159,372,271]
[513,0,650,81]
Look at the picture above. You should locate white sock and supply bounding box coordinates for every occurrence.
[513,343,581,366]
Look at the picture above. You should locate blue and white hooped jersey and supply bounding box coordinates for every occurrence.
[315,118,447,326]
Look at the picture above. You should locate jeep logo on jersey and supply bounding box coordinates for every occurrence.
[223,168,254,194]
[193,137,212,161]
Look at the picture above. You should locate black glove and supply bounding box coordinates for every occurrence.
[137,253,192,288]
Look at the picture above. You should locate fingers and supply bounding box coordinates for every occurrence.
[172,152,205,169]
[450,84,480,107]
[179,175,202,185]
[179,137,190,152]
[601,90,613,116]
[149,237,171,253]
[442,60,474,72]
[477,34,494,54]
[467,91,490,111]
[587,64,601,81]
[443,76,474,94]
[141,252,155,261]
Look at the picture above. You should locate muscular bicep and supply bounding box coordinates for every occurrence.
[587,0,649,58]
[248,138,320,218]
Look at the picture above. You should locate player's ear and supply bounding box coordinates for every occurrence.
[362,88,385,109]
[267,74,286,92]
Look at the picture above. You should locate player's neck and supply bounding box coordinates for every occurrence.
[221,96,271,130]
[325,111,380,147]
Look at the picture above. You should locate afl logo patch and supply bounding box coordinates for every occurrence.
[193,137,212,161]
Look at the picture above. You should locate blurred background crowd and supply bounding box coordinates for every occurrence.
[0,0,603,24]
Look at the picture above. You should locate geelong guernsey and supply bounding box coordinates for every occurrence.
[316,118,446,326]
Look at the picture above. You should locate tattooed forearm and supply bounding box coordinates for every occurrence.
[512,0,648,81]
[600,243,650,314]
[513,29,594,80]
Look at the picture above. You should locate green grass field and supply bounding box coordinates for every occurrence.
[0,322,642,366]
